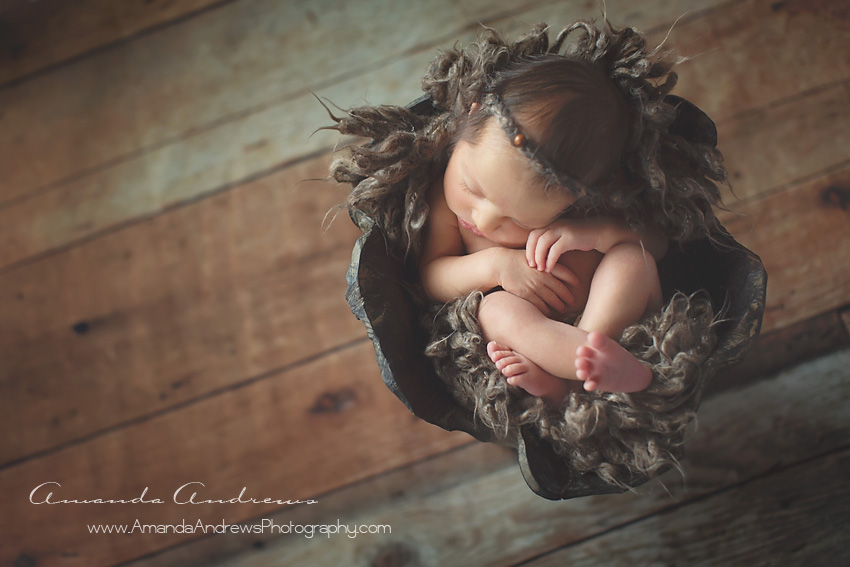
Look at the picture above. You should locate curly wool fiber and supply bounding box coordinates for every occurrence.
[425,290,717,486]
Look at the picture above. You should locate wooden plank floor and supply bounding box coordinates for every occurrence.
[1,0,848,565]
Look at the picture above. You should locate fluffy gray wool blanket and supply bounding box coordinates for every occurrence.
[424,288,717,487]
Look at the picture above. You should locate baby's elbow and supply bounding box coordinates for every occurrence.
[418,261,442,302]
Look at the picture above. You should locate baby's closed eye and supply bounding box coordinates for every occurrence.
[461,180,478,195]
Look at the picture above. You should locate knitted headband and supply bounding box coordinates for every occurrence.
[479,93,592,200]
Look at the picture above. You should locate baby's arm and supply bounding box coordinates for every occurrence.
[419,185,579,314]
[526,217,668,273]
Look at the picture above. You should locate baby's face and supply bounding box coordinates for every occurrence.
[444,120,573,248]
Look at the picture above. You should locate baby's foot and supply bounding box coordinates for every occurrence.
[487,341,573,403]
[575,332,652,393]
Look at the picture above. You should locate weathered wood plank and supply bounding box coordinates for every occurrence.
[0,0,729,204]
[707,309,849,396]
[457,0,727,38]
[719,164,850,333]
[717,82,850,204]
[668,0,850,122]
[0,0,763,269]
[528,449,850,566]
[0,50,428,271]
[0,0,225,86]
[126,441,512,567]
[0,340,470,567]
[0,0,498,204]
[0,154,364,465]
[125,350,850,566]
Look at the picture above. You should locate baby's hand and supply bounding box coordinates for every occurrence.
[526,220,597,273]
[497,249,580,315]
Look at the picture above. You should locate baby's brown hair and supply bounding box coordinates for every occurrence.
[460,55,631,192]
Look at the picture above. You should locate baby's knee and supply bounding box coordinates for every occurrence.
[478,291,529,342]
[607,242,659,275]
[479,290,514,330]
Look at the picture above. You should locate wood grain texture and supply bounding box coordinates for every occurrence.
[720,165,850,333]
[717,82,850,204]
[706,310,849,396]
[0,0,227,86]
[0,0,761,270]
[0,155,364,464]
[0,0,481,205]
[0,0,729,205]
[0,47,432,270]
[0,341,469,567]
[123,350,850,566]
[668,0,850,122]
[528,449,850,566]
[126,441,511,567]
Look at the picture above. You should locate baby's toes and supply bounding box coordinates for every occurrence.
[501,362,525,378]
[487,341,500,358]
[575,356,593,372]
[487,341,511,363]
[495,355,519,371]
[576,344,596,360]
[576,355,598,382]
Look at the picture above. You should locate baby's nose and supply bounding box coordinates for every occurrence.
[475,205,501,232]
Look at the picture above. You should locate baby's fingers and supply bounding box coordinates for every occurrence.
[536,285,567,314]
[534,231,560,271]
[526,229,545,268]
[544,275,577,308]
[545,241,569,273]
[550,264,580,289]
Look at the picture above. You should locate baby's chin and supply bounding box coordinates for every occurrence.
[478,232,527,249]
[492,233,531,249]
[498,239,528,250]
[475,230,525,249]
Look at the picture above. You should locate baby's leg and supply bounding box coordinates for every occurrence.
[574,242,663,392]
[478,291,588,400]
[486,340,577,404]
[478,243,661,395]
